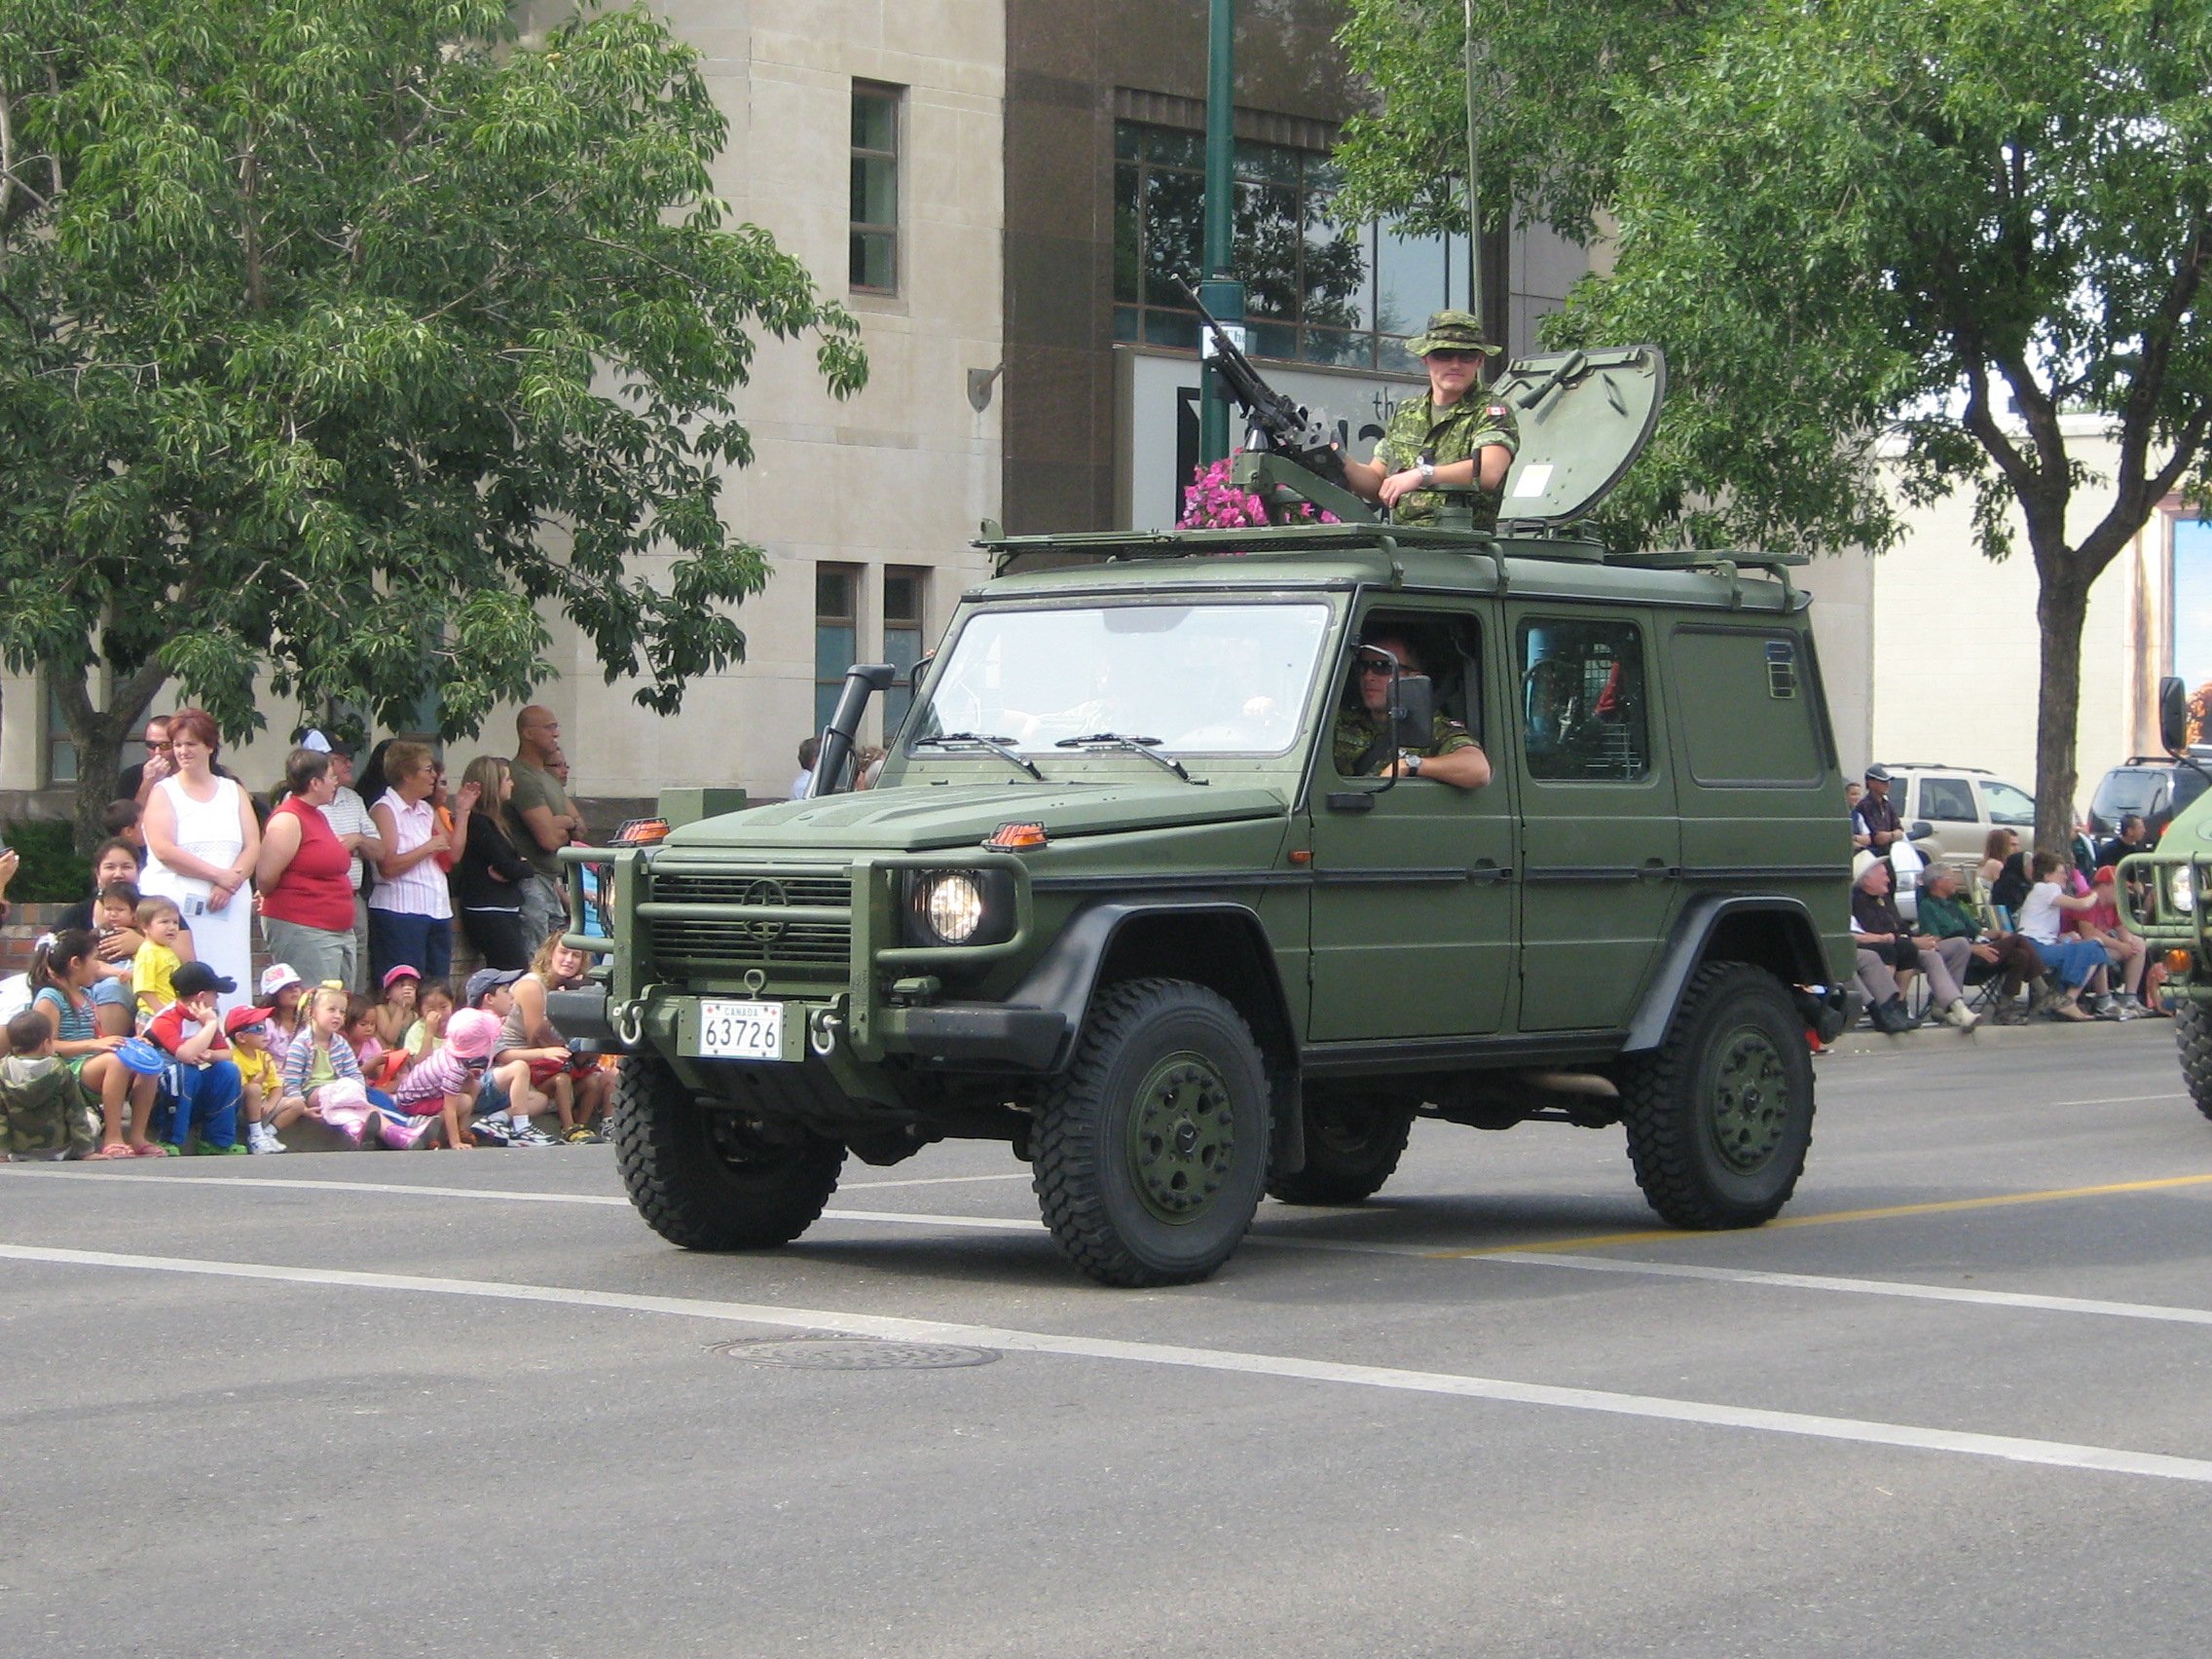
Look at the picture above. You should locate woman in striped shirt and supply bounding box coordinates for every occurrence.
[365,741,455,988]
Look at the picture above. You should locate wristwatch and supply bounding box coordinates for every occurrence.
[1402,751,1422,776]
[1418,460,1436,485]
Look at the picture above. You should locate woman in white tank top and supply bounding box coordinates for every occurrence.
[139,709,260,1014]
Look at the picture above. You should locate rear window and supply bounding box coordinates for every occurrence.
[2091,770,2163,821]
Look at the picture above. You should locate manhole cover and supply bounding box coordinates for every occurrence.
[711,1337,998,1371]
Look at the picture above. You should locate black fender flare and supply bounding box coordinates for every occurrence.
[1622,895,1833,1052]
[1010,896,1305,1170]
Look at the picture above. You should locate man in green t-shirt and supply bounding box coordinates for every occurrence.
[506,705,584,952]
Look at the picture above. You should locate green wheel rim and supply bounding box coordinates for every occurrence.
[1707,1023,1791,1174]
[1124,1050,1236,1226]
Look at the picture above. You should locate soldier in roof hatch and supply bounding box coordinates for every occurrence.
[1341,311,1520,532]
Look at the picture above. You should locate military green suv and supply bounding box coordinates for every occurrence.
[2115,680,2212,1124]
[560,348,1855,1286]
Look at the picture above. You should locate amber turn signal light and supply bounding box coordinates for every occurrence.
[986,822,1049,850]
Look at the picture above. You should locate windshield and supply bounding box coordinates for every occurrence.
[912,602,1333,756]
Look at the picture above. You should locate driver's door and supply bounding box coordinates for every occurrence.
[1306,606,1516,1041]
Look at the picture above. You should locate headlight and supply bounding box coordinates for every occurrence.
[2169,864,2195,915]
[914,870,985,942]
[903,868,1017,947]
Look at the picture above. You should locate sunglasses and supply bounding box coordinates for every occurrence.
[1425,350,1483,364]
[1356,659,1398,677]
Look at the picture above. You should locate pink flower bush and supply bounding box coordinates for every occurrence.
[1179,452,1340,531]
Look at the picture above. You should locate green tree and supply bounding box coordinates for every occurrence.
[1337,0,2212,850]
[0,0,865,847]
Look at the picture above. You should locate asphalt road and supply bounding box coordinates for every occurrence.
[6,1017,2212,1658]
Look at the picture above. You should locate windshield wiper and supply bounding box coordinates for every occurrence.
[1054,732,1194,783]
[911,732,1044,780]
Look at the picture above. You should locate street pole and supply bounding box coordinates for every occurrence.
[1464,0,1484,333]
[1198,0,1243,465]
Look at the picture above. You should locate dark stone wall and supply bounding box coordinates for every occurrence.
[1002,1,1361,534]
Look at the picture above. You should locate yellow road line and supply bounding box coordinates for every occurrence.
[1425,1172,2212,1259]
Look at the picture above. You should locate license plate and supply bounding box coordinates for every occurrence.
[695,999,787,1061]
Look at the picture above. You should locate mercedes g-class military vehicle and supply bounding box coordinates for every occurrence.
[2116,679,2212,1124]
[559,346,1855,1287]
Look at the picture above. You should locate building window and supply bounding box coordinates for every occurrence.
[882,568,927,734]
[816,564,861,733]
[851,83,902,294]
[1113,121,1473,372]
[45,680,78,786]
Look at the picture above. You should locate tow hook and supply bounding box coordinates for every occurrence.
[809,1000,845,1057]
[610,997,647,1049]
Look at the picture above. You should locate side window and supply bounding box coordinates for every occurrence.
[1978,779,2036,828]
[1520,618,1648,782]
[1336,613,1482,779]
[1918,776,1976,821]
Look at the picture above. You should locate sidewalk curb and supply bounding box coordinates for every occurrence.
[1819,1014,2176,1060]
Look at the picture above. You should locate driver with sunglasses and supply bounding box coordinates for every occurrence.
[1342,310,1520,531]
[1332,634,1491,790]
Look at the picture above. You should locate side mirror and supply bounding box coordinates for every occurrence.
[1392,674,1435,752]
[1908,820,1936,843]
[2159,675,2190,755]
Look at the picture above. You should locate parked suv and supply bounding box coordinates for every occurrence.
[1872,764,2037,869]
[2086,756,2212,844]
[561,349,1855,1286]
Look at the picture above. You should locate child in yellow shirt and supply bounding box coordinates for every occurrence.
[132,898,184,1022]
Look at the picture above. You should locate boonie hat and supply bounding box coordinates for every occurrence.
[464,967,524,1007]
[1406,310,1501,358]
[223,1006,271,1037]
[1863,763,1893,783]
[172,961,237,1000]
[259,963,303,999]
[445,1009,502,1064]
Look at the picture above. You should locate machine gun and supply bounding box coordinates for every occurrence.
[1176,276,1351,492]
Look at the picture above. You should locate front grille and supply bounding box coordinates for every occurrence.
[645,867,853,977]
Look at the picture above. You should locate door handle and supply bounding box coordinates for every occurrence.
[1636,859,1673,880]
[1469,862,1513,884]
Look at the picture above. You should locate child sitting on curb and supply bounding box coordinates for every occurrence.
[391,1008,502,1150]
[279,984,431,1149]
[145,961,245,1155]
[33,929,162,1159]
[1,1009,98,1161]
[224,1005,299,1154]
[256,964,305,1065]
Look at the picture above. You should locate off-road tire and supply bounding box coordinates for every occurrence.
[610,1052,845,1250]
[2176,1002,2212,1124]
[1032,977,1271,1287]
[1614,960,1815,1229]
[1267,1093,1416,1205]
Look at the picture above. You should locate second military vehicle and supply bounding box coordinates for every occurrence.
[559,346,1855,1286]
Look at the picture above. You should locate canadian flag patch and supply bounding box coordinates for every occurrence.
[1486,404,1507,417]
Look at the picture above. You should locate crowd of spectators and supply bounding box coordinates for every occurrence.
[1847,766,2167,1035]
[1,705,616,1161]
[3,936,611,1159]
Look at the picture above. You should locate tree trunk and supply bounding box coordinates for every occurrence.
[2033,571,2090,859]
[54,661,167,855]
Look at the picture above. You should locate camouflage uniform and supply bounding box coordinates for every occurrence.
[1332,707,1478,777]
[0,1055,99,1161]
[1374,308,1520,531]
[1374,394,1521,532]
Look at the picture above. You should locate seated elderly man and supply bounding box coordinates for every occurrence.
[1331,632,1491,789]
[1852,851,1980,1032]
[1914,864,2044,1024]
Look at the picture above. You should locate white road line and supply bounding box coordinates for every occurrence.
[14,1166,2212,1330]
[1485,1252,2212,1328]
[2050,1092,2188,1108]
[4,1241,2209,1487]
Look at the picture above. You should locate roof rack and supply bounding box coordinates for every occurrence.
[1603,549,1808,609]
